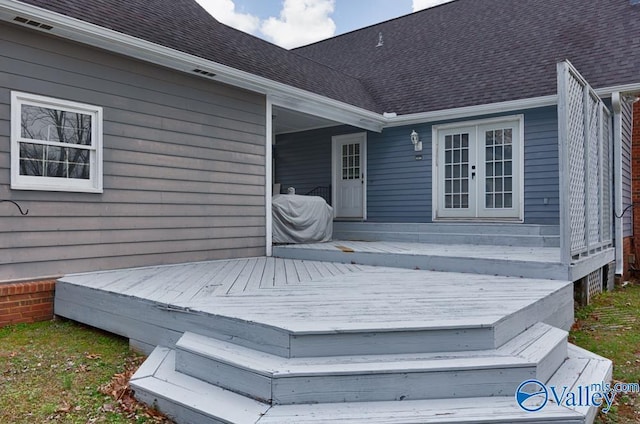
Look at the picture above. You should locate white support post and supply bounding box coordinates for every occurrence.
[557,62,572,266]
[265,96,273,257]
[582,86,592,252]
[597,105,605,247]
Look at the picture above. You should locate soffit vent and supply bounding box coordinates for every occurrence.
[13,16,53,30]
[193,68,216,78]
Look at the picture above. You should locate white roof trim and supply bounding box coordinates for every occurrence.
[0,0,386,132]
[385,95,558,127]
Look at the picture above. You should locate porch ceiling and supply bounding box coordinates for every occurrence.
[273,106,341,135]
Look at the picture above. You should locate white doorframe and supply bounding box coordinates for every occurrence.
[332,132,367,220]
[432,114,524,222]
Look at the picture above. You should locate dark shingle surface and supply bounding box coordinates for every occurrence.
[18,0,640,115]
[19,0,379,111]
[295,0,640,115]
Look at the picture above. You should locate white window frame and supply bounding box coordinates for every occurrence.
[431,114,525,222]
[11,91,103,193]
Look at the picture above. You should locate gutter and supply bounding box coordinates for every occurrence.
[612,92,624,275]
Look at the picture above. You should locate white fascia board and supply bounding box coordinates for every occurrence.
[596,83,640,98]
[384,95,558,127]
[0,0,385,133]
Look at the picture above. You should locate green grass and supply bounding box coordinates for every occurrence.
[0,319,168,423]
[570,281,640,423]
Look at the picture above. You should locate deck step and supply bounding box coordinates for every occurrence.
[174,323,567,404]
[333,223,561,247]
[333,231,560,247]
[130,347,270,424]
[131,342,609,424]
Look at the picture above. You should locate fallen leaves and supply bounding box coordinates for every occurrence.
[98,356,173,423]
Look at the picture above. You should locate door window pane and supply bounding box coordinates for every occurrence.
[443,132,470,209]
[484,127,514,209]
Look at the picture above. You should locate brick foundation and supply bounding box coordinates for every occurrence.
[0,280,56,327]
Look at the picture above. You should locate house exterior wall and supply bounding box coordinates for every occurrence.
[621,100,634,239]
[0,23,267,282]
[275,106,559,225]
[630,101,640,276]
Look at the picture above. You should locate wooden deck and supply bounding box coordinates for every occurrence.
[57,257,573,342]
[54,257,610,424]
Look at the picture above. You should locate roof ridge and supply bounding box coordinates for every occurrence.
[293,0,461,52]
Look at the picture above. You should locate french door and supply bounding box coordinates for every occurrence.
[434,116,523,220]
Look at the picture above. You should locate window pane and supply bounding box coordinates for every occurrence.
[445,135,452,149]
[504,193,513,208]
[505,161,512,176]
[504,145,512,160]
[21,105,92,145]
[505,177,512,191]
[462,133,469,148]
[504,129,512,144]
[20,159,44,176]
[495,146,503,160]
[486,194,494,208]
[486,130,494,146]
[486,178,494,193]
[19,143,44,176]
[453,134,460,148]
[19,142,44,160]
[495,162,503,176]
[495,129,503,144]
[486,147,493,161]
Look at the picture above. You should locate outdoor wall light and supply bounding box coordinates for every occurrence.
[410,130,422,152]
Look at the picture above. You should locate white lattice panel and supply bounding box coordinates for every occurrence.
[566,74,587,255]
[586,268,603,302]
[587,95,600,248]
[558,61,614,261]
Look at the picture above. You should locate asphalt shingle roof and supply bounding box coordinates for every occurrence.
[17,0,640,116]
[294,0,640,115]
[18,0,379,112]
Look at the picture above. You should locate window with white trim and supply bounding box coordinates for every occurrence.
[11,92,103,193]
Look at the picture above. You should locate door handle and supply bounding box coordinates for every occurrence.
[471,165,476,180]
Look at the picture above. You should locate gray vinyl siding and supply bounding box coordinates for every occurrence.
[275,107,560,224]
[0,23,266,281]
[621,100,633,237]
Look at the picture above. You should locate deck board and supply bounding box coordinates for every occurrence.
[279,240,561,262]
[59,257,572,336]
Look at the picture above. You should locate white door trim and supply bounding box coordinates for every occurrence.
[332,132,367,220]
[432,114,525,222]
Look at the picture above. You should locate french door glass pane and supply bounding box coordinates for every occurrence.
[485,128,513,209]
[443,133,469,209]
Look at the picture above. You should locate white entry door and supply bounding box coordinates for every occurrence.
[332,133,366,219]
[434,116,523,221]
